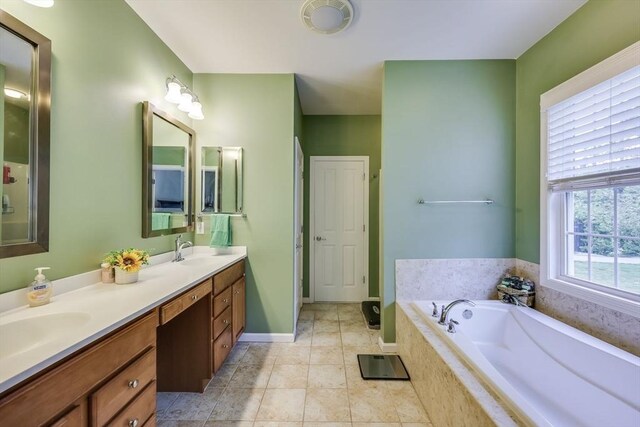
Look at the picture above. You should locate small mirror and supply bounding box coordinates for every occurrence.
[200,147,243,214]
[142,102,194,237]
[0,12,51,258]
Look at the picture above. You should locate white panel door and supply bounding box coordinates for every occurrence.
[312,158,367,302]
[294,138,304,321]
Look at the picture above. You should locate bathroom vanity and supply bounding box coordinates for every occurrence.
[0,249,246,427]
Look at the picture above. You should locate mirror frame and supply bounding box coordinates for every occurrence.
[141,101,195,238]
[0,11,51,259]
[200,146,244,215]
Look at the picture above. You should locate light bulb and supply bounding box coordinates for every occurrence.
[188,101,204,120]
[23,0,54,7]
[4,88,27,99]
[178,92,193,112]
[165,81,183,104]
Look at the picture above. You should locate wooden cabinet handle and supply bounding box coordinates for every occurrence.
[223,298,229,303]
[222,344,229,348]
[223,319,229,324]
[128,379,139,389]
[191,295,197,300]
[128,419,139,427]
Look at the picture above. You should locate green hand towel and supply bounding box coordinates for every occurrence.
[151,213,170,230]
[210,214,231,247]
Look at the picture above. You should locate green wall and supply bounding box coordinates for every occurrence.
[4,103,30,164]
[192,74,296,334]
[0,0,194,293]
[515,0,640,263]
[301,115,381,299]
[381,60,516,342]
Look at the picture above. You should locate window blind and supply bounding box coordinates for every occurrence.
[547,65,640,186]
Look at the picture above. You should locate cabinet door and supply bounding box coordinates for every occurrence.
[232,277,245,343]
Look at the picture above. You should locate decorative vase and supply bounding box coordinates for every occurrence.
[115,268,139,285]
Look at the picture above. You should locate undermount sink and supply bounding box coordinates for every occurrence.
[177,256,215,267]
[0,312,91,359]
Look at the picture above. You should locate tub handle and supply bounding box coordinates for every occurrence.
[431,302,439,318]
[446,319,459,334]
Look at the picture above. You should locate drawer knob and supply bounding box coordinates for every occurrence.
[223,319,229,324]
[128,379,139,389]
[223,298,229,303]
[191,295,197,300]
[129,419,139,427]
[222,344,229,348]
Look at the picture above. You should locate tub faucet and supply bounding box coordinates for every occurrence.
[438,299,476,325]
[173,234,193,262]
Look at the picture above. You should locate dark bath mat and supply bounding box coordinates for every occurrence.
[361,300,380,329]
[357,354,410,380]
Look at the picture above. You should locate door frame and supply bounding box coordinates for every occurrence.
[293,137,304,329]
[309,156,369,303]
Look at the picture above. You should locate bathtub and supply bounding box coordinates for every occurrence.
[411,300,640,427]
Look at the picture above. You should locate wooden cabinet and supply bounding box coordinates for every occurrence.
[232,277,246,344]
[0,312,158,427]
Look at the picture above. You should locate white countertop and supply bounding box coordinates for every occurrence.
[0,246,247,394]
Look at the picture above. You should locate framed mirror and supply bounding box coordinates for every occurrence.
[0,11,51,259]
[142,102,195,237]
[200,146,243,214]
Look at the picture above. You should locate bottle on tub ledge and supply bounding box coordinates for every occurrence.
[27,267,52,307]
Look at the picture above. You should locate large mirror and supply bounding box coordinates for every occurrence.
[0,12,51,259]
[142,102,195,237]
[200,147,243,214]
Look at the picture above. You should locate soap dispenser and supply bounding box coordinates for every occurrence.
[27,267,52,307]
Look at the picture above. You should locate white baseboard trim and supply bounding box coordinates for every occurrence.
[368,297,380,301]
[238,333,295,343]
[302,297,312,303]
[378,336,398,352]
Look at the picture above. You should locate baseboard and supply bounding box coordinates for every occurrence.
[378,336,398,353]
[238,333,295,343]
[368,296,380,301]
[302,297,312,303]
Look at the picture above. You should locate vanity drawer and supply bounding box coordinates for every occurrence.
[213,287,232,318]
[92,348,156,426]
[161,278,212,325]
[49,403,85,427]
[212,306,232,340]
[106,381,155,427]
[213,260,244,296]
[213,327,233,373]
[0,312,157,427]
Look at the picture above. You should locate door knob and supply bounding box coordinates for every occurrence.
[296,244,303,249]
[315,236,326,241]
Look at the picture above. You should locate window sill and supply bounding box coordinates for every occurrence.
[541,277,640,319]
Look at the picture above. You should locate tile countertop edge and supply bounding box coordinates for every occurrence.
[0,246,247,395]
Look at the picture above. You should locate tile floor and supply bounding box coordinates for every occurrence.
[157,303,434,427]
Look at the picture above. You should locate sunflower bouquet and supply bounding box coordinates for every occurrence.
[104,248,150,272]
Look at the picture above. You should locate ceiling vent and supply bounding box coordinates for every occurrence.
[301,0,354,35]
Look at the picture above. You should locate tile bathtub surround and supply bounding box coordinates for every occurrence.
[395,258,514,301]
[157,303,433,427]
[396,302,522,427]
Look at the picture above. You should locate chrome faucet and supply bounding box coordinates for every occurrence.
[173,234,193,262]
[438,299,476,325]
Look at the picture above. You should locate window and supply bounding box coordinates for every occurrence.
[541,42,640,313]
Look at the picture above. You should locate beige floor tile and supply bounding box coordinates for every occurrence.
[314,319,340,333]
[209,364,238,388]
[337,303,360,312]
[209,388,265,421]
[303,389,351,422]
[342,346,381,365]
[305,303,338,311]
[256,389,306,421]
[401,423,433,427]
[344,364,386,390]
[225,345,250,365]
[275,346,311,365]
[309,346,344,364]
[268,364,309,388]
[314,311,339,321]
[308,364,347,388]
[367,331,380,343]
[312,332,342,347]
[255,423,303,427]
[204,422,253,427]
[303,423,352,427]
[349,388,399,423]
[298,310,315,320]
[298,320,314,332]
[388,389,429,422]
[338,311,364,321]
[164,388,224,421]
[228,364,273,388]
[159,421,206,427]
[293,330,313,346]
[239,346,278,365]
[352,424,401,427]
[341,332,374,346]
[339,322,368,333]
[157,392,181,416]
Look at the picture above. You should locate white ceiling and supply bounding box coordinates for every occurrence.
[126,0,587,115]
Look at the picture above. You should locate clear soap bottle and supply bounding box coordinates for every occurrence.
[27,267,52,307]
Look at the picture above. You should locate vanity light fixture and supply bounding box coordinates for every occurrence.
[164,75,204,120]
[23,0,54,7]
